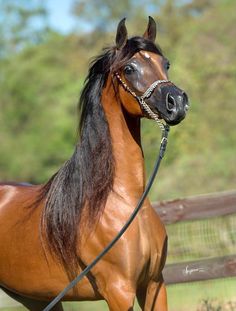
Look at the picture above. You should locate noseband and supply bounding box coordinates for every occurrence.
[115,72,170,131]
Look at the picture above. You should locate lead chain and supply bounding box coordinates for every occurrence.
[139,98,166,132]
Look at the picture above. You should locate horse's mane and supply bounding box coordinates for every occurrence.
[37,37,162,279]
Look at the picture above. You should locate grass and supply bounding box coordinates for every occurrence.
[1,278,236,311]
[167,277,236,311]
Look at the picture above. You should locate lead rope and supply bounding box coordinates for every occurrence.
[42,76,170,311]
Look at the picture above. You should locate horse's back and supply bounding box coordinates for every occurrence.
[0,182,39,213]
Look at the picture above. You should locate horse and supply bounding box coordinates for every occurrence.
[0,17,189,311]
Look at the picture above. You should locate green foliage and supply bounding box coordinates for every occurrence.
[145,0,236,199]
[0,0,235,200]
[0,33,83,182]
[0,0,49,57]
[72,0,162,33]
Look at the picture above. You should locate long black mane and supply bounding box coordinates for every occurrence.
[38,37,162,279]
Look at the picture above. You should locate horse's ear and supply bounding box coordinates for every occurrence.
[143,16,156,42]
[116,18,128,50]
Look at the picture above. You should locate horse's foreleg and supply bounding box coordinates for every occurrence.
[102,281,136,311]
[136,284,147,310]
[142,276,168,311]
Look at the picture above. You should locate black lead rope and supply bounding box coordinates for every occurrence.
[43,124,170,311]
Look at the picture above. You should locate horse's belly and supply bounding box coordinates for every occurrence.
[0,230,99,301]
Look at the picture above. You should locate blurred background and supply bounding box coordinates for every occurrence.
[0,0,235,310]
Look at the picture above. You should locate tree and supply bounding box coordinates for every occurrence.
[72,0,166,33]
[0,0,49,57]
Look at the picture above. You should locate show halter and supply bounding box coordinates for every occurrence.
[115,72,170,132]
[43,73,170,311]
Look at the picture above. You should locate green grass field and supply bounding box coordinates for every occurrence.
[1,277,236,311]
[167,278,236,311]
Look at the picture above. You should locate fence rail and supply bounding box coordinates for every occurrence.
[163,254,236,285]
[154,190,236,284]
[153,190,236,224]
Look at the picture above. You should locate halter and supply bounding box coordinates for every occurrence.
[115,72,170,132]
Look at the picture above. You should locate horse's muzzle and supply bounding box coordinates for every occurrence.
[150,84,189,125]
[165,90,189,125]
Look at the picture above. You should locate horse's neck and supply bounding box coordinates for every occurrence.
[102,78,145,199]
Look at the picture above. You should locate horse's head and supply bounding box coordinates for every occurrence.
[113,17,189,126]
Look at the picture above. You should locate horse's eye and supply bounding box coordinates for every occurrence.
[124,65,135,75]
[166,61,170,71]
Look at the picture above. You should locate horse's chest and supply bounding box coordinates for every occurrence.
[137,206,167,280]
[93,200,167,283]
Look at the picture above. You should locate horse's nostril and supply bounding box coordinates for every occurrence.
[166,93,176,112]
[182,92,188,104]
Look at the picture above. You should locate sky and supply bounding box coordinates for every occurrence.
[45,0,193,34]
[46,0,75,33]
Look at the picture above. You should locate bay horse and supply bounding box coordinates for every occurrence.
[0,17,189,311]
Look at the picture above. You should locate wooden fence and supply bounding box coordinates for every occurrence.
[154,190,236,284]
